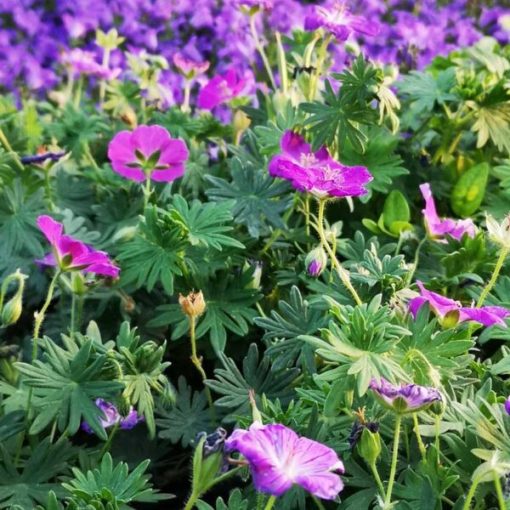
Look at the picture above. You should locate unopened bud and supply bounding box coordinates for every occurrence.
[179,290,206,318]
[305,246,327,277]
[120,107,137,129]
[358,427,382,466]
[0,270,27,327]
[233,110,251,144]
[244,261,263,290]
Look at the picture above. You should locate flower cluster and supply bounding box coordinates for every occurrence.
[269,131,373,198]
[37,215,119,278]
[409,281,510,328]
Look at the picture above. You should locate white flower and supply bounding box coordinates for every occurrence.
[486,213,510,249]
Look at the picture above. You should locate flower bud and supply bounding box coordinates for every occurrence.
[233,110,251,144]
[305,247,327,277]
[486,213,510,250]
[358,427,382,466]
[71,272,87,296]
[244,260,263,290]
[0,270,27,327]
[120,107,137,129]
[179,290,206,318]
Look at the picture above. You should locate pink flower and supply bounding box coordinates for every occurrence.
[409,281,510,328]
[459,306,510,328]
[420,183,476,241]
[61,49,121,80]
[305,1,379,41]
[37,216,119,278]
[409,281,460,319]
[197,69,247,110]
[225,422,344,500]
[268,131,372,198]
[107,125,189,183]
[369,378,441,414]
[173,53,210,79]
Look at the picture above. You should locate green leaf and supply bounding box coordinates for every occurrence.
[168,194,244,250]
[157,377,211,447]
[62,453,171,505]
[206,157,291,239]
[117,206,185,294]
[383,190,410,234]
[470,102,510,155]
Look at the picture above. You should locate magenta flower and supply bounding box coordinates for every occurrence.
[409,281,460,319]
[197,69,247,110]
[505,397,510,415]
[369,378,442,414]
[108,125,189,183]
[305,2,379,41]
[61,49,120,80]
[459,306,510,328]
[409,281,510,328]
[420,183,476,241]
[37,216,119,278]
[225,422,344,500]
[268,131,372,198]
[173,53,210,79]
[82,399,143,434]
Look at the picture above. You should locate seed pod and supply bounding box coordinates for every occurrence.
[179,290,206,318]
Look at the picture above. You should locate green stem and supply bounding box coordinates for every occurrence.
[99,48,111,108]
[308,34,333,100]
[33,270,61,360]
[384,414,402,508]
[74,76,84,107]
[406,237,426,286]
[249,15,277,89]
[413,413,427,461]
[143,176,153,209]
[99,422,120,458]
[189,317,214,410]
[316,199,362,306]
[264,496,277,510]
[494,473,506,510]
[477,247,509,307]
[182,79,192,113]
[70,292,76,335]
[0,127,24,172]
[83,142,101,172]
[370,462,386,499]
[275,31,288,94]
[311,496,326,510]
[463,477,481,510]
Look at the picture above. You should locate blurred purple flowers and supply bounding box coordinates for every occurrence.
[305,2,379,41]
[108,125,189,183]
[420,183,476,241]
[61,48,120,79]
[82,399,142,434]
[37,215,119,278]
[173,53,210,79]
[197,69,248,110]
[369,377,441,414]
[505,396,510,415]
[409,280,510,328]
[268,131,372,198]
[225,422,344,500]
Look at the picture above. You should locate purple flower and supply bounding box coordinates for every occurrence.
[225,422,344,500]
[268,131,372,198]
[235,0,274,10]
[409,281,460,319]
[305,246,327,277]
[197,69,247,110]
[459,306,510,328]
[108,125,189,183]
[420,183,476,241]
[82,399,143,434]
[305,1,379,41]
[173,53,210,79]
[409,281,510,328]
[37,215,119,278]
[369,378,442,414]
[61,49,121,79]
[505,396,510,415]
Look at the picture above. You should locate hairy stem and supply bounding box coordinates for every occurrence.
[384,414,402,508]
[413,413,427,461]
[249,15,277,89]
[477,247,509,307]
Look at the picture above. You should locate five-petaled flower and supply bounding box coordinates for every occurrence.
[420,183,476,241]
[268,131,372,198]
[82,399,143,434]
[305,1,379,41]
[225,422,345,500]
[197,69,247,110]
[37,215,119,278]
[108,125,189,183]
[369,377,442,414]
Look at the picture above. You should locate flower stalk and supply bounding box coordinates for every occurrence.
[384,414,402,508]
[249,14,277,89]
[477,247,509,308]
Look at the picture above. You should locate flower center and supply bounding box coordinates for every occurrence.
[321,164,341,181]
[299,153,318,167]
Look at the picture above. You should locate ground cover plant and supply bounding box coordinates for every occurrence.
[1,1,510,509]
